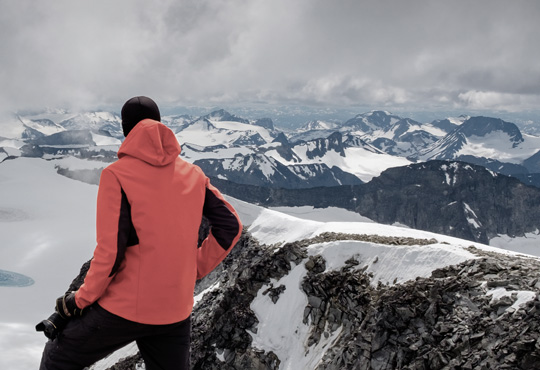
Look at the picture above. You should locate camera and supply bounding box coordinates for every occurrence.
[36,312,69,340]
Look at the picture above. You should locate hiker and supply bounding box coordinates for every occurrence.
[38,96,242,370]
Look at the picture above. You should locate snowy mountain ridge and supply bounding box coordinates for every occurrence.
[4,108,540,185]
[85,201,540,369]
[416,116,537,163]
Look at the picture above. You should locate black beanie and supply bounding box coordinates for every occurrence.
[121,96,161,137]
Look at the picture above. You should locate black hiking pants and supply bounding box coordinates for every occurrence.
[39,304,191,370]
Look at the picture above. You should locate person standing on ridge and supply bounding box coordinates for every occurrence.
[38,96,242,370]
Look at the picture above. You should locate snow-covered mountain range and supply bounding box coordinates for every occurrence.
[2,107,540,369]
[3,108,540,244]
[3,109,540,184]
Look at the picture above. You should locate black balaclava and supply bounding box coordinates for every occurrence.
[121,96,161,137]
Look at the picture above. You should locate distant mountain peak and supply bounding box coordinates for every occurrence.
[342,110,402,133]
[459,116,524,146]
[417,116,526,161]
[300,120,338,131]
[204,109,249,124]
[366,110,394,117]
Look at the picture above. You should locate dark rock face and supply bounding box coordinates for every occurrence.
[254,118,275,131]
[270,136,299,163]
[271,132,289,146]
[325,247,540,370]
[358,161,540,243]
[210,160,540,244]
[514,173,540,189]
[190,230,296,370]
[305,132,346,159]
[454,155,529,176]
[458,117,524,147]
[371,137,398,154]
[523,150,540,174]
[342,135,381,153]
[21,143,117,162]
[429,118,460,134]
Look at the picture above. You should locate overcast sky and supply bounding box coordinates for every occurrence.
[1,0,539,118]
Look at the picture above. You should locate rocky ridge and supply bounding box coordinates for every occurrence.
[74,228,540,370]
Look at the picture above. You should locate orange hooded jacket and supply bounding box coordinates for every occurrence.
[75,119,242,324]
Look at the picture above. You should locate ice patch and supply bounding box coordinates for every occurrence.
[0,269,34,287]
[487,287,536,313]
[463,202,482,229]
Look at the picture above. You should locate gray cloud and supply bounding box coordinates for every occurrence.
[1,0,539,116]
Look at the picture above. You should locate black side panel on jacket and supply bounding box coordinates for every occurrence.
[202,188,240,250]
[109,188,139,277]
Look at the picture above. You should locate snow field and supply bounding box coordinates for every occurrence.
[457,132,540,163]
[267,144,411,183]
[0,158,97,370]
[250,263,343,370]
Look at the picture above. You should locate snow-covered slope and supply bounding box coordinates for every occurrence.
[0,116,63,141]
[0,110,123,143]
[0,158,97,370]
[418,116,540,164]
[58,111,121,132]
[176,117,274,147]
[300,120,338,131]
[266,143,410,182]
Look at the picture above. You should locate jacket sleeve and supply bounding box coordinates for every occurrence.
[75,168,125,308]
[197,178,242,279]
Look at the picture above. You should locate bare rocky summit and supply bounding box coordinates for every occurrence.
[69,230,540,370]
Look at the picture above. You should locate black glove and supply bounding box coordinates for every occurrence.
[55,292,85,319]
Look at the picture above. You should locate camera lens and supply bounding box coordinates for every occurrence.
[36,312,69,340]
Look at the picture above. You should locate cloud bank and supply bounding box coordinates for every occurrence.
[1,0,539,115]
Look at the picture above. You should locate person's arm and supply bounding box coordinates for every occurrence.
[197,179,242,279]
[75,168,129,308]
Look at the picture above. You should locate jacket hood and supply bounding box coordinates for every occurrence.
[117,119,181,166]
